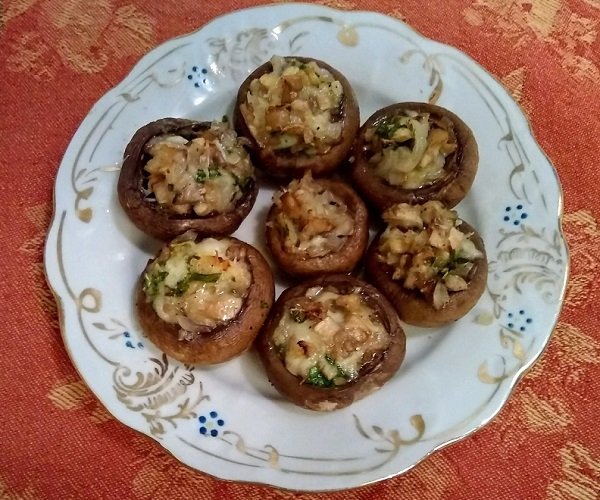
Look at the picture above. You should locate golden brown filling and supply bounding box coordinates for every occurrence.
[376,201,483,309]
[272,286,390,387]
[143,237,251,338]
[271,173,354,258]
[365,112,456,189]
[240,56,344,156]
[144,121,253,216]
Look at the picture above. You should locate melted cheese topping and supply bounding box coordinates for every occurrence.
[272,286,390,387]
[144,121,253,216]
[365,111,456,189]
[240,55,344,156]
[143,238,251,336]
[271,173,354,258]
[377,201,483,309]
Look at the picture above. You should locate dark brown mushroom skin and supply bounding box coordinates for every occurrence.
[265,179,369,278]
[118,118,258,241]
[256,274,406,411]
[136,236,274,365]
[365,221,488,327]
[351,102,478,211]
[234,57,360,179]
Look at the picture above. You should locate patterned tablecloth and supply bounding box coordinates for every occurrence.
[1,0,599,498]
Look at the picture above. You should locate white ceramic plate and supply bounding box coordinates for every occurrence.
[45,4,568,491]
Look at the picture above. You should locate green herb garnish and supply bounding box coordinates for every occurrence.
[375,120,401,139]
[143,271,168,297]
[174,272,221,295]
[375,117,413,140]
[432,250,471,278]
[306,366,333,388]
[195,169,207,182]
[195,167,221,183]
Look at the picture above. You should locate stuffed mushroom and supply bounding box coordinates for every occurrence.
[365,201,487,327]
[265,172,368,277]
[136,232,274,364]
[351,103,478,210]
[234,55,360,178]
[118,118,257,240]
[257,274,406,411]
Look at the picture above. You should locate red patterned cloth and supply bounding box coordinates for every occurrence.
[1,0,599,498]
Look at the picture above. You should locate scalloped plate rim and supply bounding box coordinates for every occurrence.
[44,3,569,492]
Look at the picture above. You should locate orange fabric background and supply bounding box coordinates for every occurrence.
[1,0,599,498]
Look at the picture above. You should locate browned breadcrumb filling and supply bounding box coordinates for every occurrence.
[240,56,344,156]
[144,121,253,216]
[365,111,456,189]
[271,173,354,258]
[142,237,251,338]
[376,201,483,309]
[272,286,390,387]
